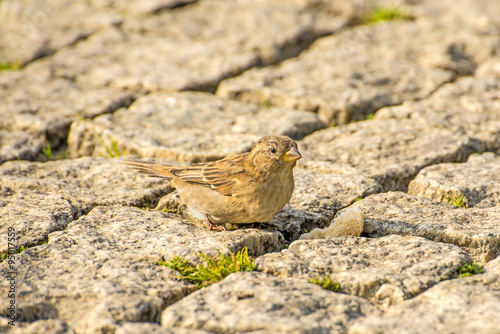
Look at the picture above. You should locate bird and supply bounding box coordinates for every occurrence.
[122,135,302,231]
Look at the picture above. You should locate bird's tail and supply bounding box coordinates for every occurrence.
[121,160,174,179]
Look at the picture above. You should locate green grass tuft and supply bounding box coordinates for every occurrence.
[159,247,255,288]
[365,5,411,25]
[43,140,52,160]
[161,207,177,213]
[353,197,363,202]
[309,275,340,291]
[457,263,483,278]
[0,60,21,71]
[447,194,466,208]
[96,130,121,157]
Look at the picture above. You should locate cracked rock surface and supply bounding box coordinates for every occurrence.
[1,0,500,333]
[255,235,471,309]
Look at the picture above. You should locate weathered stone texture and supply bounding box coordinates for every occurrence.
[0,157,173,252]
[161,272,380,333]
[376,76,500,153]
[67,92,324,162]
[350,257,500,334]
[300,118,473,191]
[217,24,453,125]
[256,235,471,309]
[0,206,283,333]
[355,192,500,263]
[0,66,134,162]
[408,153,500,208]
[44,0,345,93]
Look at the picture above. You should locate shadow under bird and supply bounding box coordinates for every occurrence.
[122,135,302,231]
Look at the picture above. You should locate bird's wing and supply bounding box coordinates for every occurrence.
[171,154,247,196]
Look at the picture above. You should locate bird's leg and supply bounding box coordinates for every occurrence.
[203,214,226,232]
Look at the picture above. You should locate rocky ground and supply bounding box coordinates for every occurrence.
[1,0,500,333]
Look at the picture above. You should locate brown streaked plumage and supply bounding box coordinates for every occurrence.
[122,135,301,231]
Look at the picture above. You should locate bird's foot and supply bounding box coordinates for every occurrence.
[203,215,226,232]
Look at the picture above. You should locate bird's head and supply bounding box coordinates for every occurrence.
[246,135,302,175]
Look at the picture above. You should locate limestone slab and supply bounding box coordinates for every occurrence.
[0,206,283,333]
[408,153,500,208]
[300,118,473,191]
[376,76,500,153]
[0,195,76,254]
[256,235,471,309]
[67,92,324,162]
[217,0,500,124]
[2,318,75,334]
[96,0,197,15]
[46,1,345,93]
[354,192,500,263]
[0,0,122,64]
[217,21,454,125]
[0,66,134,162]
[116,323,210,334]
[0,130,44,163]
[0,157,173,253]
[350,257,500,334]
[161,272,380,333]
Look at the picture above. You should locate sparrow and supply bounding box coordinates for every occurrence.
[122,135,301,231]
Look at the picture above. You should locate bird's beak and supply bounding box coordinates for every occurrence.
[283,147,302,162]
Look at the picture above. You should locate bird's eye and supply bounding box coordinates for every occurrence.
[269,147,277,154]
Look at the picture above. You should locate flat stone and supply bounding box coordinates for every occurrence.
[3,319,75,334]
[0,0,122,64]
[216,21,454,125]
[408,153,500,208]
[484,255,500,273]
[350,255,500,334]
[256,235,471,309]
[375,76,500,153]
[300,118,473,191]
[161,272,380,333]
[0,130,44,163]
[0,157,173,252]
[46,1,345,93]
[407,0,500,28]
[0,205,283,333]
[0,66,134,162]
[97,0,197,15]
[0,195,76,253]
[291,0,500,29]
[116,323,210,334]
[67,92,324,162]
[354,192,500,263]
